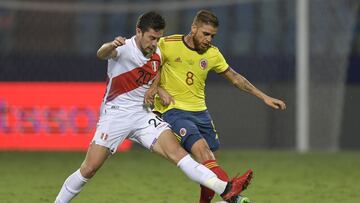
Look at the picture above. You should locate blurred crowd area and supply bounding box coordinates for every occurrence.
[0,0,358,82]
[0,0,296,57]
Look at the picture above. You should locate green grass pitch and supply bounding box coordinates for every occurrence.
[0,150,359,203]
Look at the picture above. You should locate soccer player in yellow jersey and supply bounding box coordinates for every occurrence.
[145,10,286,203]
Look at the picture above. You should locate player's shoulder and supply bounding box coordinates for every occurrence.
[112,37,135,60]
[206,44,223,56]
[209,44,220,52]
[117,36,135,51]
[162,34,183,42]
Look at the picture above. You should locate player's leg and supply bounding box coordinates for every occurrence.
[80,143,110,178]
[163,109,227,202]
[152,128,253,202]
[55,105,126,203]
[133,112,248,201]
[191,139,219,203]
[151,129,229,195]
[132,112,230,196]
[197,111,254,203]
[193,110,228,177]
[194,111,232,202]
[187,132,230,203]
[55,143,110,203]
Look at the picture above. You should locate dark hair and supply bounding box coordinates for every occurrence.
[193,9,219,27]
[136,11,166,33]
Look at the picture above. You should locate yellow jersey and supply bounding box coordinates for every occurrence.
[154,34,229,113]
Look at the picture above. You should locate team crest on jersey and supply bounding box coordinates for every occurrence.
[151,61,158,72]
[199,59,208,70]
[179,128,187,137]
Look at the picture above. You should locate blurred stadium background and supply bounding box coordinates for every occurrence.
[1,0,359,151]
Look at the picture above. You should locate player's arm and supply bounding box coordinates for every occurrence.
[144,73,175,106]
[96,36,126,60]
[144,73,160,105]
[157,86,175,106]
[222,67,286,110]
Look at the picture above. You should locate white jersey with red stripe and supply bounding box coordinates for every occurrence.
[103,36,161,109]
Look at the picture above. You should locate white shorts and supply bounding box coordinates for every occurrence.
[92,104,170,154]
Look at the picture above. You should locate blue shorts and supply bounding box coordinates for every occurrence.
[162,108,220,152]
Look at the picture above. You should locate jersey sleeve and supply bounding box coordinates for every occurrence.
[113,38,132,60]
[107,47,120,63]
[108,44,124,62]
[212,49,229,74]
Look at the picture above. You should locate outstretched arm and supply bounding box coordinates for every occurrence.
[222,67,286,110]
[96,36,126,60]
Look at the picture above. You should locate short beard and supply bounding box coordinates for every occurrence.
[193,36,208,54]
[140,46,154,58]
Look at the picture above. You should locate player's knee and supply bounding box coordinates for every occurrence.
[80,163,99,179]
[195,150,215,163]
[164,143,188,164]
[174,147,189,163]
[156,130,187,163]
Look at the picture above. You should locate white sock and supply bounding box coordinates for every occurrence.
[55,169,88,203]
[177,154,227,194]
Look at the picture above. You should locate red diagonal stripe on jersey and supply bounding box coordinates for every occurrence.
[106,53,160,102]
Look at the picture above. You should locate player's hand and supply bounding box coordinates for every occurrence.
[263,96,286,110]
[158,87,175,106]
[144,87,157,106]
[112,36,126,48]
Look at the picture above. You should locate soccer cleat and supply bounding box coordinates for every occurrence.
[221,169,253,201]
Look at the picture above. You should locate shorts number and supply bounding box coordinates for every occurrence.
[186,71,194,85]
[148,116,164,128]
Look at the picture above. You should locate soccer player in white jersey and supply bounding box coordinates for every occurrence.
[54,12,252,203]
